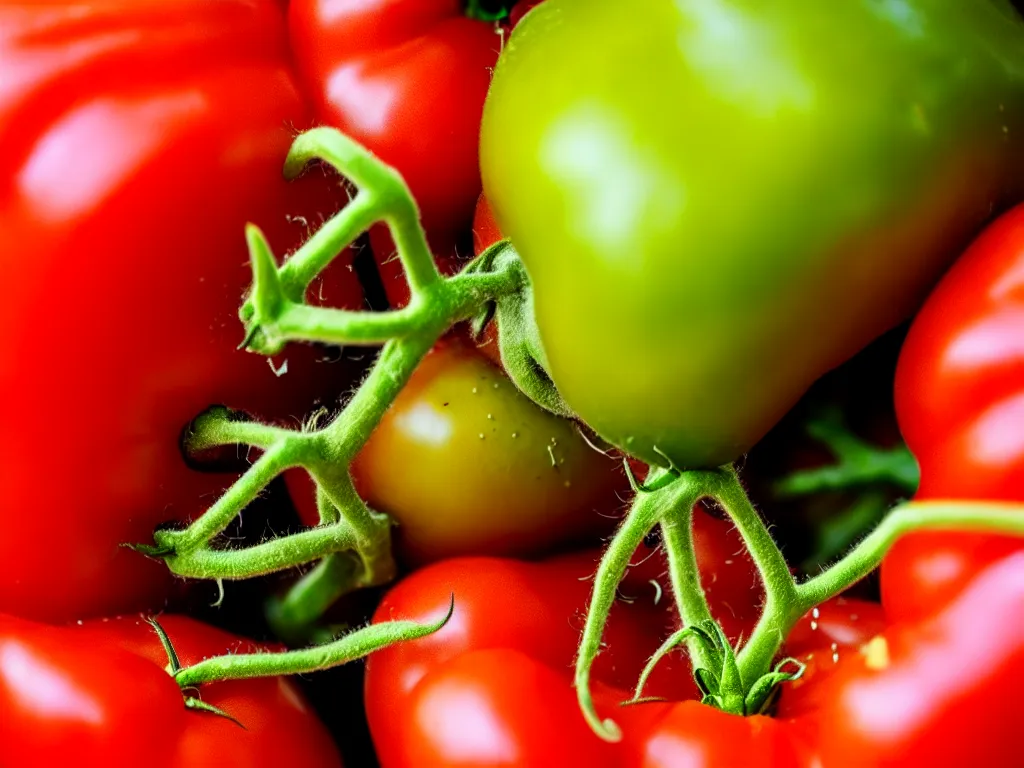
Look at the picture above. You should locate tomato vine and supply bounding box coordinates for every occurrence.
[135,127,1024,729]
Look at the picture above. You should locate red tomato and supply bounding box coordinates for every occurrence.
[364,538,885,768]
[289,0,507,305]
[817,552,1024,767]
[0,0,363,622]
[0,613,341,767]
[884,203,1024,621]
[363,549,719,768]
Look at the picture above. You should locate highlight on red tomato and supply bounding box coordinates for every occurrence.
[883,202,1024,622]
[0,613,341,767]
[0,0,363,622]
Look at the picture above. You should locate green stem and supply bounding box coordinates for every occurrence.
[175,598,454,688]
[797,501,1024,606]
[659,493,716,672]
[164,522,358,580]
[575,468,701,743]
[711,468,799,690]
[167,442,304,554]
[266,554,361,644]
[734,500,1024,687]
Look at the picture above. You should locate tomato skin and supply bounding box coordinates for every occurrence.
[290,337,630,564]
[0,0,362,621]
[885,203,1024,622]
[365,545,887,767]
[289,0,504,304]
[0,613,341,767]
[481,0,1024,470]
[817,553,1024,767]
[631,702,800,768]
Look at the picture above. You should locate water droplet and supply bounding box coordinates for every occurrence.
[809,620,818,631]
[811,607,820,619]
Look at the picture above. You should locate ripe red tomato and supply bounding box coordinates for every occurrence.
[289,0,508,305]
[884,203,1024,622]
[0,613,341,767]
[291,336,630,564]
[0,0,363,622]
[364,544,882,768]
[818,552,1024,767]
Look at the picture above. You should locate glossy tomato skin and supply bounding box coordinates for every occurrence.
[0,0,362,622]
[884,203,1024,622]
[817,553,1024,767]
[365,546,883,767]
[481,0,1024,470]
[289,0,505,304]
[307,337,628,564]
[0,613,341,767]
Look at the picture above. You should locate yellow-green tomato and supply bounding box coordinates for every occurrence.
[350,338,626,564]
[481,0,1024,469]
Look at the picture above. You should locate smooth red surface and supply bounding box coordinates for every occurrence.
[885,203,1024,621]
[0,0,363,622]
[819,553,1024,767]
[0,613,341,767]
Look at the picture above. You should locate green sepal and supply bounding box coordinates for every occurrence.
[184,696,246,729]
[239,224,289,356]
[743,657,806,715]
[146,617,181,674]
[485,245,574,418]
[122,541,174,558]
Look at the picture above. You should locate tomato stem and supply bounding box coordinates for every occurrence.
[174,597,455,688]
[575,467,703,742]
[133,128,523,649]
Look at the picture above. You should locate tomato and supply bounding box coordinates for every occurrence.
[291,336,629,563]
[817,552,1024,767]
[884,202,1024,622]
[289,0,509,305]
[0,0,363,621]
[480,0,1024,470]
[365,544,883,768]
[0,613,341,767]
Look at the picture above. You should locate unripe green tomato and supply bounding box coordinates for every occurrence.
[348,338,626,564]
[481,0,1024,469]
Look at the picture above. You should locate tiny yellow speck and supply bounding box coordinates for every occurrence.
[512,432,519,438]
[478,433,485,439]
[861,636,890,670]
[472,387,478,394]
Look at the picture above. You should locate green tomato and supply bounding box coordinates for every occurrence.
[481,0,1024,469]
[349,338,626,564]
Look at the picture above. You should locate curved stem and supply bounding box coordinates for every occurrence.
[660,496,716,672]
[267,554,361,644]
[175,599,454,688]
[575,469,701,743]
[164,522,358,580]
[168,442,304,554]
[735,500,1024,687]
[714,468,798,611]
[797,501,1024,606]
[712,468,799,689]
